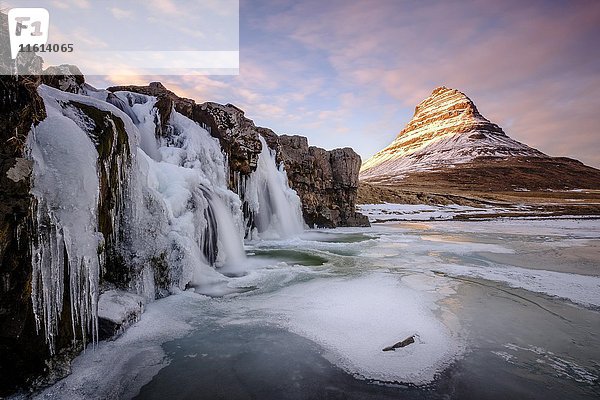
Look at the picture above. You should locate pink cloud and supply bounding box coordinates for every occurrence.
[89,0,599,167]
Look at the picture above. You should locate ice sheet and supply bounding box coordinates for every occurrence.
[233,273,464,384]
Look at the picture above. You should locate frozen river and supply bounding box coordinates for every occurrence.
[34,218,600,399]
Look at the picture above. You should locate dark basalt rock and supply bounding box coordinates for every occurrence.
[0,74,49,395]
[382,335,416,352]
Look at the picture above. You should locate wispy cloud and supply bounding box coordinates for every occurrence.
[142,0,183,16]
[51,0,90,9]
[89,0,600,167]
[248,0,600,166]
[110,7,133,20]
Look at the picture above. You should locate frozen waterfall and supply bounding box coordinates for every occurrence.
[27,85,307,350]
[242,136,306,239]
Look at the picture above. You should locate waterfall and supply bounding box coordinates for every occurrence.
[121,91,248,287]
[242,136,305,239]
[208,193,247,266]
[27,84,307,351]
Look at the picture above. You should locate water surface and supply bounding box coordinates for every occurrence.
[36,219,600,399]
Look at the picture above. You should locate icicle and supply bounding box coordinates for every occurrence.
[28,90,103,352]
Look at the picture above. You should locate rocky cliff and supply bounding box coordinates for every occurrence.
[0,76,55,395]
[0,71,140,395]
[261,133,368,228]
[107,82,369,228]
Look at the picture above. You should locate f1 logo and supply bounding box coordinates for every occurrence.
[8,8,50,59]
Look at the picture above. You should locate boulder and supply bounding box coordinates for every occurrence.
[41,64,86,94]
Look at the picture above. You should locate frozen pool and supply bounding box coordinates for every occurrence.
[33,219,600,399]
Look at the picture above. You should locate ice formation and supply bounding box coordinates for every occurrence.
[28,89,105,350]
[227,272,463,384]
[239,136,305,239]
[26,84,305,350]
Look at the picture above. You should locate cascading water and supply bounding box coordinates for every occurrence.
[208,193,247,266]
[116,91,248,269]
[27,84,307,351]
[242,136,305,239]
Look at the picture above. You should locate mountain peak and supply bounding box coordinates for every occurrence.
[360,87,546,182]
[413,86,481,122]
[431,85,452,95]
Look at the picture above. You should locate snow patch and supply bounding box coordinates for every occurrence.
[98,290,145,325]
[358,203,506,222]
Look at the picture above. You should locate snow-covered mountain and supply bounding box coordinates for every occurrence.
[360,86,547,182]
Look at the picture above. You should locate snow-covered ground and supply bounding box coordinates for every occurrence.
[358,202,599,222]
[358,203,511,221]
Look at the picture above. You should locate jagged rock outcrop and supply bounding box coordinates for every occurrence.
[41,64,86,94]
[360,86,600,190]
[107,83,369,228]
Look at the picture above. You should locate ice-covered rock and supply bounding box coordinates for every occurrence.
[0,76,366,395]
[97,290,145,340]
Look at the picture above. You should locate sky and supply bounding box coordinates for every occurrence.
[5,0,599,167]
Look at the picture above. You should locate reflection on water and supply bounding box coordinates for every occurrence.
[249,249,328,266]
[135,324,414,400]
